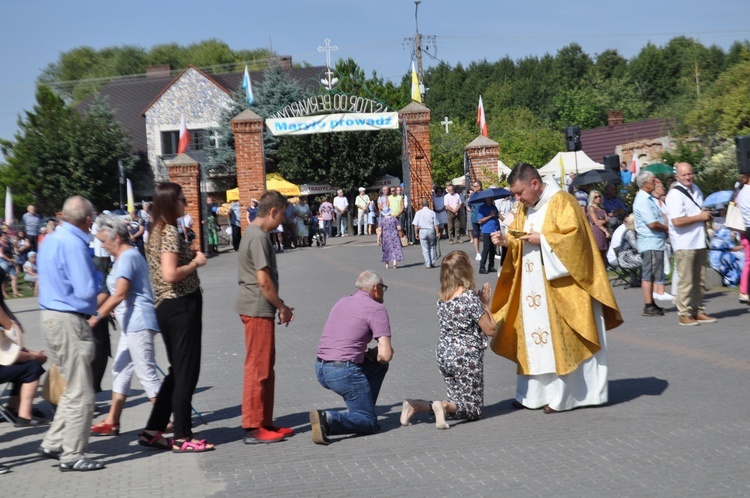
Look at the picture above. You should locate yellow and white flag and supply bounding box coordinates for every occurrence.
[126,178,135,213]
[559,152,565,180]
[411,61,421,103]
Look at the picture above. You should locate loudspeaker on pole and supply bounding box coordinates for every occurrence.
[603,154,621,184]
[604,154,620,173]
[736,135,750,174]
[565,126,582,152]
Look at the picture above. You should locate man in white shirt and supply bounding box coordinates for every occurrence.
[333,189,349,237]
[355,187,369,236]
[664,162,717,326]
[412,199,439,268]
[443,183,462,244]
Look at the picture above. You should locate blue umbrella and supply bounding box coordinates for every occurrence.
[703,190,734,208]
[468,187,512,203]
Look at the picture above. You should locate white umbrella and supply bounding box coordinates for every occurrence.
[4,187,12,226]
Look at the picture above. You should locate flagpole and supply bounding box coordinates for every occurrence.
[118,159,124,209]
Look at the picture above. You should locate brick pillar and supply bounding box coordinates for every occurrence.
[231,109,266,231]
[465,135,500,187]
[166,154,202,249]
[399,102,434,208]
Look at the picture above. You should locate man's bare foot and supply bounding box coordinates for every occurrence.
[400,400,416,426]
[432,401,449,430]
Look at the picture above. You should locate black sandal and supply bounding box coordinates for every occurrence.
[138,431,172,450]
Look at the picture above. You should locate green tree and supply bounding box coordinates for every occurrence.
[594,49,628,80]
[628,42,671,114]
[276,130,401,194]
[204,88,247,173]
[275,59,403,192]
[694,141,737,194]
[592,75,646,121]
[0,86,133,213]
[492,108,565,167]
[686,61,750,139]
[726,41,750,67]
[554,87,604,129]
[429,120,477,186]
[148,43,188,69]
[660,139,706,168]
[250,62,307,166]
[40,41,281,104]
[186,39,235,71]
[554,43,594,91]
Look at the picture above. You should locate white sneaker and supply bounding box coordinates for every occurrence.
[653,292,674,304]
[475,253,481,261]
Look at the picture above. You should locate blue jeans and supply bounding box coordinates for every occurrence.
[336,212,347,236]
[418,228,436,266]
[324,220,332,237]
[315,358,389,435]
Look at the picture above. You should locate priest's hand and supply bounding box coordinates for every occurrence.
[519,231,541,245]
[490,230,507,247]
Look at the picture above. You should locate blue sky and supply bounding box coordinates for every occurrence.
[1,0,748,151]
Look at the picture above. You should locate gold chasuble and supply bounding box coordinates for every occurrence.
[490,182,623,377]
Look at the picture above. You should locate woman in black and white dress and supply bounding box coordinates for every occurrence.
[400,250,496,429]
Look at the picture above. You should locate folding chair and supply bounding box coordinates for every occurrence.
[0,383,16,424]
[608,262,631,288]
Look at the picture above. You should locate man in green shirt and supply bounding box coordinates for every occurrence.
[235,190,295,444]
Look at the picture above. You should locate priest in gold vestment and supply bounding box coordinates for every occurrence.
[490,163,623,412]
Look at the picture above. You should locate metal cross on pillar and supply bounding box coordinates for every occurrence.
[441,116,453,134]
[210,131,222,148]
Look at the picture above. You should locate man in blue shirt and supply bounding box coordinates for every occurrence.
[477,198,500,274]
[37,196,105,472]
[469,180,484,261]
[602,183,628,230]
[229,200,242,252]
[633,171,668,317]
[22,204,41,250]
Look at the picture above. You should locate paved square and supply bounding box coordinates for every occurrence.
[3,236,749,497]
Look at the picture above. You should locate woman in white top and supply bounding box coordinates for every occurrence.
[652,180,674,303]
[87,215,162,436]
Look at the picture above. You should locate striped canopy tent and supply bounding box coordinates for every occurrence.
[266,172,300,197]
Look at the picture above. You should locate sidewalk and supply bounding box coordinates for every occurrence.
[2,239,750,497]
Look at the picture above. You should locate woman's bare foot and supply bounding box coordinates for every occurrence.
[400,400,416,426]
[432,401,449,429]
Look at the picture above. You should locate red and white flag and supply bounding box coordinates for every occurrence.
[477,96,488,137]
[177,114,190,154]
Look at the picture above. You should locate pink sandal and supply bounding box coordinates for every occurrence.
[172,438,215,453]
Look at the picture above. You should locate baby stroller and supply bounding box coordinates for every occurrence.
[310,215,326,247]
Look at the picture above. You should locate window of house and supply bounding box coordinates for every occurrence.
[161,129,208,155]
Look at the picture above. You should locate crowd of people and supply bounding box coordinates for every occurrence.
[3,158,747,474]
[567,162,731,325]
